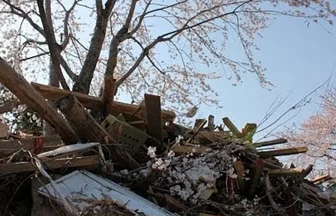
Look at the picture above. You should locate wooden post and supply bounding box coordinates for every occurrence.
[0,58,78,144]
[103,76,116,115]
[57,94,139,168]
[207,115,215,131]
[248,159,264,197]
[145,94,163,146]
[233,160,245,190]
[258,147,308,158]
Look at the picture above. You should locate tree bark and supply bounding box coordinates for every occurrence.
[0,57,78,144]
[44,58,59,136]
[72,1,116,93]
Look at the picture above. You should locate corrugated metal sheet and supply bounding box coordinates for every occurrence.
[38,170,176,216]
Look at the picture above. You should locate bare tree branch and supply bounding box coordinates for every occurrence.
[57,0,80,49]
[20,52,50,62]
[59,55,78,81]
[116,1,252,87]
[3,0,45,36]
[36,0,69,90]
[105,0,138,77]
[73,0,116,93]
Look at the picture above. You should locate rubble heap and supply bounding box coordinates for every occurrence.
[0,57,335,216]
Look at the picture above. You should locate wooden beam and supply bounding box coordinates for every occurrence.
[196,131,230,144]
[0,136,63,156]
[31,82,176,121]
[102,76,116,115]
[312,174,332,185]
[57,94,113,142]
[242,123,257,136]
[258,147,308,158]
[188,119,207,143]
[268,168,306,177]
[32,82,102,109]
[254,138,288,147]
[172,144,211,155]
[233,160,245,190]
[0,58,78,144]
[222,117,243,137]
[57,94,139,169]
[145,94,163,145]
[0,155,101,174]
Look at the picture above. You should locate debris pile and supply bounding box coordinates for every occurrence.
[0,58,335,215]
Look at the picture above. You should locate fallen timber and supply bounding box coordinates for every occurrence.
[0,58,78,144]
[0,57,335,215]
[31,82,176,121]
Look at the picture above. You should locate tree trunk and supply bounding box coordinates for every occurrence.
[72,2,116,94]
[44,59,59,136]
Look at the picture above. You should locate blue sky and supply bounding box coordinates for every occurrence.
[198,15,336,140]
[71,4,336,141]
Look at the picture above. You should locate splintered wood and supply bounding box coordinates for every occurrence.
[0,57,334,215]
[0,58,78,144]
[31,82,176,121]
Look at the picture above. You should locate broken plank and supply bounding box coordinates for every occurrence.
[222,117,243,137]
[248,159,264,197]
[254,138,288,147]
[0,59,78,144]
[258,147,308,158]
[57,94,115,143]
[233,160,245,190]
[312,174,332,185]
[172,144,211,155]
[31,82,176,121]
[0,136,63,156]
[145,94,163,145]
[0,155,101,174]
[268,168,306,177]
[57,94,139,169]
[242,123,257,136]
[197,131,230,144]
[193,119,206,130]
[188,119,207,143]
